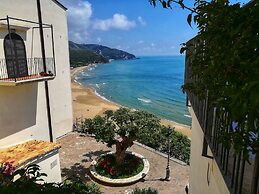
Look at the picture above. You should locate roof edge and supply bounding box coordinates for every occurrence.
[52,0,67,11]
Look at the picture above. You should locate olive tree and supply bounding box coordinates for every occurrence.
[83,108,160,166]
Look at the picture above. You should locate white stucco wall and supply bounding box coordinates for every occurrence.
[33,150,62,183]
[0,0,72,148]
[14,150,62,183]
[188,107,230,194]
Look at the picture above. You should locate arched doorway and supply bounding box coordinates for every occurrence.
[4,32,28,78]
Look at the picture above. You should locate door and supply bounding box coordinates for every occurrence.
[4,32,28,78]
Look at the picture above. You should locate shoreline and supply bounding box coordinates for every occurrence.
[71,66,192,138]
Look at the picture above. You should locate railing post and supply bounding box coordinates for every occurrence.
[37,0,46,73]
[50,25,56,76]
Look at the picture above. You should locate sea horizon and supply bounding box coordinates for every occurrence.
[76,56,192,126]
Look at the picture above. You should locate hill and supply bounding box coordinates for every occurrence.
[69,48,108,67]
[69,41,136,67]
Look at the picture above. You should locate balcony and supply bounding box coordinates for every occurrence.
[184,38,257,194]
[0,16,56,86]
[0,58,55,86]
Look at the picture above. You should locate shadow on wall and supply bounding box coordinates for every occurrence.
[0,83,38,139]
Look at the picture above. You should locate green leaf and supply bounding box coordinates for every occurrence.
[180,47,187,54]
[149,0,156,6]
[187,13,192,27]
[167,0,172,8]
[162,0,167,8]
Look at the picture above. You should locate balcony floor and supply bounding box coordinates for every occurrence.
[0,74,55,86]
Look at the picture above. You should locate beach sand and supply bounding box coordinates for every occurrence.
[71,66,192,138]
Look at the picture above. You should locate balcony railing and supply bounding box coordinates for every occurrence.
[184,38,257,194]
[0,16,56,86]
[0,58,55,85]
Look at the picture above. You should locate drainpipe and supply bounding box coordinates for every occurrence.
[36,0,54,142]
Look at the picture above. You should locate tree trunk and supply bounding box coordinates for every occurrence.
[115,142,126,166]
[115,138,134,166]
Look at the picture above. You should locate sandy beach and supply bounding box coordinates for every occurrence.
[71,66,192,138]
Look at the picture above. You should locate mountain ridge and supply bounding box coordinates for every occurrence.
[69,41,136,67]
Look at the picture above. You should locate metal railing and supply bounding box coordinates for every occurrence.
[0,16,56,83]
[0,58,55,82]
[184,38,257,194]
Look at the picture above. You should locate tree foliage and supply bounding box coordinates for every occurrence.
[0,163,103,194]
[137,125,190,163]
[151,0,259,158]
[76,108,191,164]
[80,108,161,165]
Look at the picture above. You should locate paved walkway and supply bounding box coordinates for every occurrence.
[58,133,189,194]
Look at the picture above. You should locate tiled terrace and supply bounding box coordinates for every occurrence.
[58,133,189,194]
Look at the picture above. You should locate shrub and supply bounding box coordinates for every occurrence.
[76,108,191,164]
[0,163,103,194]
[138,125,190,164]
[132,187,159,194]
[95,153,144,179]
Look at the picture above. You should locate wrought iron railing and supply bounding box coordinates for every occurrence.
[0,58,55,82]
[184,38,257,194]
[0,16,56,83]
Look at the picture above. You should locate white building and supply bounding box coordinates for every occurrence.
[0,0,72,183]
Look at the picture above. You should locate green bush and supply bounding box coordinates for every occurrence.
[76,109,191,164]
[0,163,103,194]
[138,125,191,164]
[95,154,144,179]
[132,187,159,194]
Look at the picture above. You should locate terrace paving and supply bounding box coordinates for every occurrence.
[58,132,189,194]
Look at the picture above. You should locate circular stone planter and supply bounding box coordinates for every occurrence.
[90,151,150,185]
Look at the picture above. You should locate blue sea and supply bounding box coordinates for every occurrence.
[76,56,191,126]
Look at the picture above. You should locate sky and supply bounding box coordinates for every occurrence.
[59,0,250,56]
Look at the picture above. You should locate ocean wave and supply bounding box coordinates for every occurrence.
[184,114,192,118]
[95,83,106,88]
[81,72,89,76]
[137,97,152,103]
[94,90,110,102]
[89,64,97,71]
[74,79,83,86]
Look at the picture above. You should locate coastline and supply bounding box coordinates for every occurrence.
[71,66,192,138]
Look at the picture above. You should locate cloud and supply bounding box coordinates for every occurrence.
[138,40,144,44]
[137,16,146,26]
[93,14,136,31]
[96,37,102,43]
[61,0,92,43]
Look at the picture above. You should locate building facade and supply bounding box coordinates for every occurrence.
[0,0,72,182]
